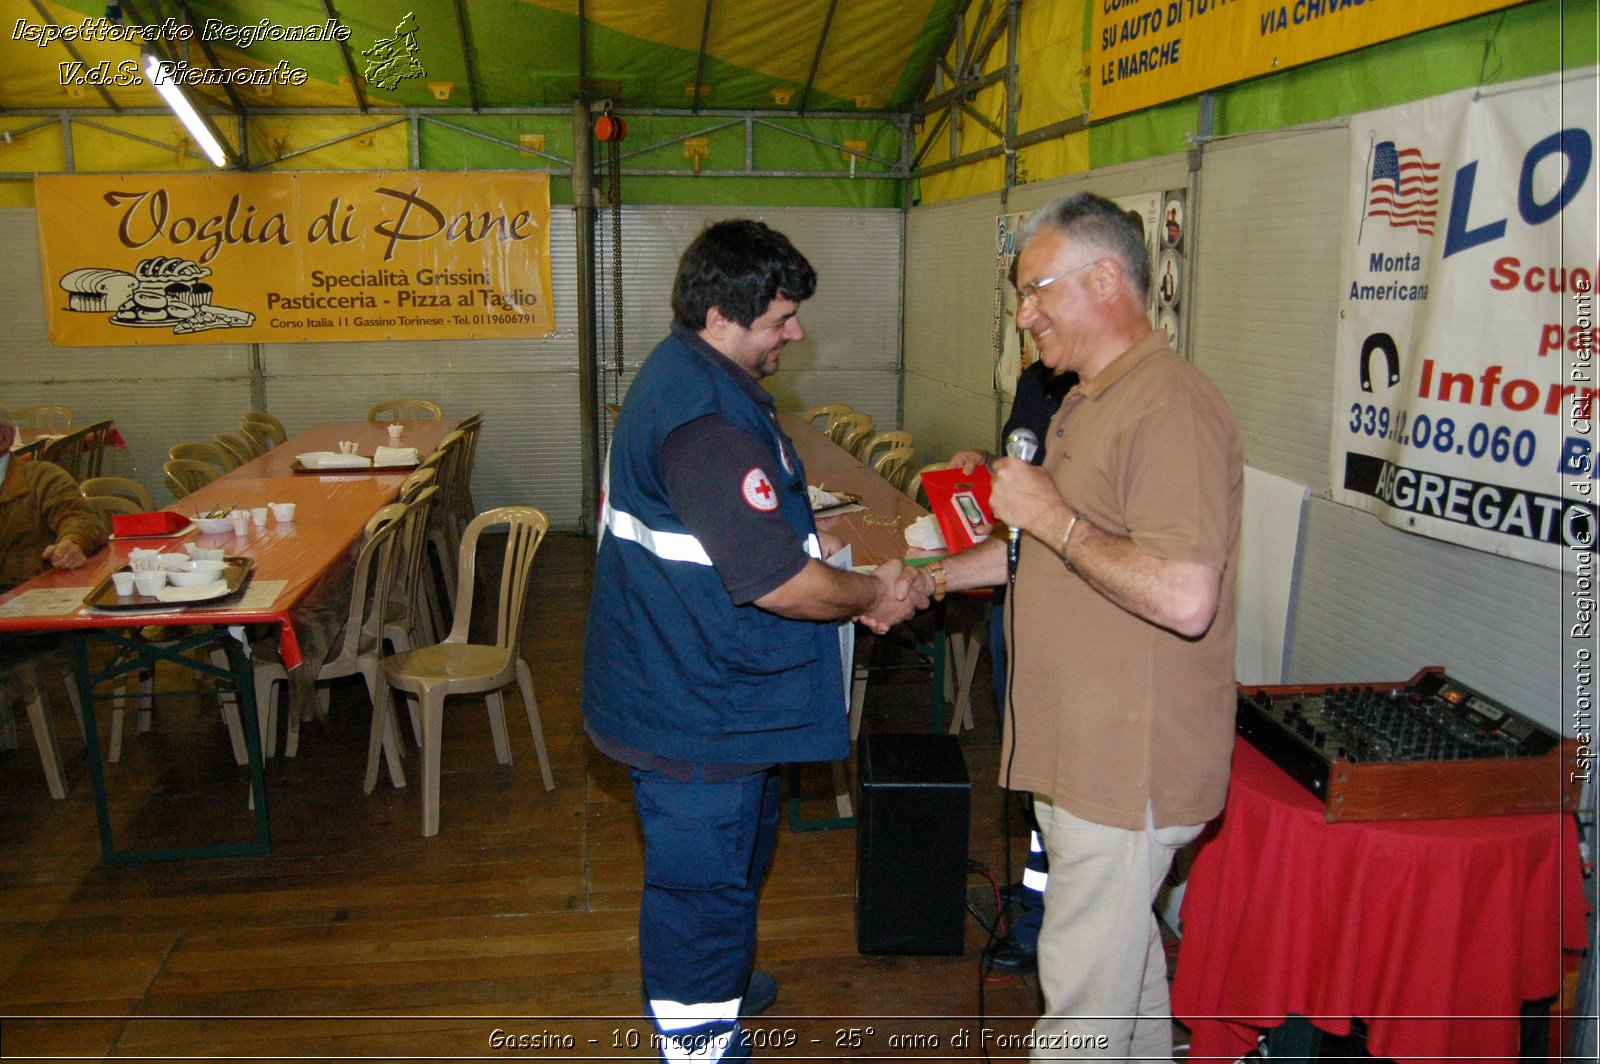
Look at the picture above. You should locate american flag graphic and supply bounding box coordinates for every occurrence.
[1364,140,1440,236]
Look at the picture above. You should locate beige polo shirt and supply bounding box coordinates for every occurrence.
[1002,333,1243,830]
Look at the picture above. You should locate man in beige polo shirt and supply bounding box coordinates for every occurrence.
[935,193,1242,1058]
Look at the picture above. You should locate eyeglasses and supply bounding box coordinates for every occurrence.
[1016,258,1104,304]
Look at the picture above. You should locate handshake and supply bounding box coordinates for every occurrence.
[852,557,937,635]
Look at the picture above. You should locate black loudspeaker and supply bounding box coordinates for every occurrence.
[855,732,970,955]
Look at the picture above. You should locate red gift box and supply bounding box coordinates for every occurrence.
[918,466,995,553]
[110,511,191,538]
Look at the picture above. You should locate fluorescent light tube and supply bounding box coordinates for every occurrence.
[144,52,228,167]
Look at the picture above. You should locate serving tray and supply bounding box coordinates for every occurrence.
[83,556,254,610]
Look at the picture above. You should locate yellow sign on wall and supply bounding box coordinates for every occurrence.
[35,171,554,346]
[1090,0,1525,120]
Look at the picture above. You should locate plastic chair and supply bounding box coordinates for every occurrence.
[253,492,433,759]
[164,459,218,500]
[39,427,89,482]
[42,420,116,483]
[213,433,255,469]
[871,446,916,492]
[836,413,876,456]
[802,403,853,438]
[170,440,236,474]
[366,398,443,424]
[0,646,77,799]
[83,494,142,520]
[13,404,71,431]
[242,411,287,446]
[905,462,948,507]
[238,421,273,458]
[81,476,155,512]
[366,506,555,836]
[858,431,914,471]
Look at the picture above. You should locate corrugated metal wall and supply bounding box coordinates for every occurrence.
[2,204,902,530]
[903,135,1567,735]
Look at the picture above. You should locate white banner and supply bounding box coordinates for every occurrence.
[1332,70,1597,572]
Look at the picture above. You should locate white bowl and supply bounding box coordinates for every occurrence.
[195,516,234,534]
[172,558,227,575]
[168,566,224,587]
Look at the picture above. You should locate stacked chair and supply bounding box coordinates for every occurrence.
[802,403,854,439]
[252,488,437,760]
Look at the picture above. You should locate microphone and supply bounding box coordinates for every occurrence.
[1004,428,1038,578]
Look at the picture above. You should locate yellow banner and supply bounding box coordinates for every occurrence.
[1091,0,1524,120]
[35,171,554,345]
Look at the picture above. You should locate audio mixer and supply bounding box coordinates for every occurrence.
[1235,668,1580,822]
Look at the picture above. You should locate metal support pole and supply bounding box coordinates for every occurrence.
[573,99,599,537]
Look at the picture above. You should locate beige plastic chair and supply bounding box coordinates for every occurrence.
[0,648,75,799]
[238,421,274,458]
[164,459,218,500]
[366,506,555,836]
[366,398,443,424]
[254,492,433,759]
[169,441,236,474]
[858,430,914,471]
[83,494,141,521]
[905,462,948,507]
[13,404,71,431]
[213,433,255,469]
[80,476,155,512]
[242,411,288,446]
[871,445,916,492]
[802,403,853,438]
[836,413,876,456]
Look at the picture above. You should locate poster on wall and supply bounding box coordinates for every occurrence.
[1330,70,1596,573]
[994,192,1162,399]
[1090,0,1523,122]
[35,171,554,346]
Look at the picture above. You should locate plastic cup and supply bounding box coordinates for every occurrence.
[251,506,269,527]
[111,572,136,596]
[132,570,167,595]
[269,502,297,522]
[387,423,405,440]
[229,509,250,536]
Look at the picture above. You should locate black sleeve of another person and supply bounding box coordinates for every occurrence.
[1002,362,1077,465]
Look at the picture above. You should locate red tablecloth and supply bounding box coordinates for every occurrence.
[1172,738,1588,1062]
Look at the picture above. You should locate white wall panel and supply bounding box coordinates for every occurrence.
[903,192,1006,465]
[1190,126,1346,485]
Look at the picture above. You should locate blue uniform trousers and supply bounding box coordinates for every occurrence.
[633,765,781,1063]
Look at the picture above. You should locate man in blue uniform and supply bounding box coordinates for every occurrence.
[583,220,930,1063]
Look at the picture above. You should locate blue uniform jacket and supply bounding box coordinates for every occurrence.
[582,329,848,765]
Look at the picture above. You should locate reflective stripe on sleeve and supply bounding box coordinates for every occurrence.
[604,503,714,566]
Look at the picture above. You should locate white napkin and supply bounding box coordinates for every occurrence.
[298,451,371,469]
[904,514,947,550]
[373,445,420,467]
[807,485,840,509]
[156,580,228,602]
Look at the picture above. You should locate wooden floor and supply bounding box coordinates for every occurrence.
[0,533,1055,1061]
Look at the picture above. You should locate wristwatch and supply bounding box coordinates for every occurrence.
[929,561,947,601]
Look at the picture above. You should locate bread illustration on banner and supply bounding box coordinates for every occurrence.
[59,267,136,312]
[58,256,253,334]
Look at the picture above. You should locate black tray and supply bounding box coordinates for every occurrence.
[83,556,254,610]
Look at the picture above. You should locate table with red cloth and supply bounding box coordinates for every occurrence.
[1172,737,1588,1062]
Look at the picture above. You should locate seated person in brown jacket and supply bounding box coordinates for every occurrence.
[0,404,108,593]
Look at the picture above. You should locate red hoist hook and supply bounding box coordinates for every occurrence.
[594,108,627,143]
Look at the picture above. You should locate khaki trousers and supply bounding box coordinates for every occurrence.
[1031,799,1204,1061]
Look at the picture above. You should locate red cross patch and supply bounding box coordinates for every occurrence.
[741,468,778,511]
